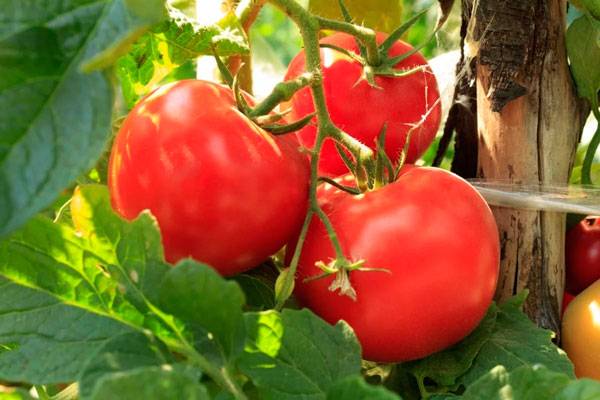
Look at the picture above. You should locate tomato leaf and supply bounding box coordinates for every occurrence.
[78,332,174,399]
[0,0,170,238]
[70,185,170,308]
[402,303,499,392]
[233,274,276,311]
[158,261,247,363]
[117,7,249,107]
[458,292,574,387]
[239,309,361,399]
[567,15,600,103]
[556,378,600,399]
[88,365,209,400]
[0,389,35,400]
[327,375,402,399]
[0,277,133,384]
[447,365,600,400]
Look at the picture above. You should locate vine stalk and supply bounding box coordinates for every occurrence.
[268,0,379,308]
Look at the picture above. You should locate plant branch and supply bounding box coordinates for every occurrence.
[267,0,377,302]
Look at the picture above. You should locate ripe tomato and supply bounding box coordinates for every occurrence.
[562,291,575,318]
[294,167,499,362]
[284,32,441,177]
[562,280,600,379]
[108,80,310,276]
[565,216,600,294]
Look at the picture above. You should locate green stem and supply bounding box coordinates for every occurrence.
[314,16,381,65]
[248,73,314,117]
[582,99,600,186]
[274,208,313,310]
[35,386,51,400]
[268,0,377,304]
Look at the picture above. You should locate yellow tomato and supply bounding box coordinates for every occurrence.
[309,0,403,34]
[562,279,600,379]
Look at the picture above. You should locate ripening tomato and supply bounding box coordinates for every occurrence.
[294,167,499,362]
[284,32,441,177]
[566,216,600,294]
[108,80,310,276]
[562,279,600,379]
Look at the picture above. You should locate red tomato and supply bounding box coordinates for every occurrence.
[294,167,499,362]
[566,216,600,294]
[108,80,310,276]
[562,291,575,318]
[284,32,441,177]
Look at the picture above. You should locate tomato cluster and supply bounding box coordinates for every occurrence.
[562,216,600,379]
[108,34,500,363]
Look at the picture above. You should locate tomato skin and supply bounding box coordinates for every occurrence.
[566,216,600,294]
[294,167,499,362]
[285,32,441,177]
[108,80,310,276]
[562,280,600,379]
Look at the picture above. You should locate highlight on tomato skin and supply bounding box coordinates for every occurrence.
[284,32,442,177]
[108,79,310,277]
[293,166,500,362]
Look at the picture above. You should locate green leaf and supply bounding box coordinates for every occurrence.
[459,292,574,387]
[116,6,248,107]
[0,389,34,400]
[158,261,246,362]
[570,164,600,184]
[71,185,169,307]
[455,365,572,399]
[403,303,499,392]
[232,274,276,311]
[567,15,600,102]
[0,277,133,384]
[239,309,362,400]
[89,365,209,400]
[0,184,176,339]
[79,332,172,399]
[327,375,402,399]
[556,378,600,399]
[0,0,167,237]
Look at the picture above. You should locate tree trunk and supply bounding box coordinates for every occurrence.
[469,0,586,334]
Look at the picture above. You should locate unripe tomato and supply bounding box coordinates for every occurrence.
[566,216,600,294]
[108,80,310,276]
[294,167,499,362]
[562,280,600,379]
[284,32,442,177]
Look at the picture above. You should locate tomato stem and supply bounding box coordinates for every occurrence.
[275,209,313,310]
[268,0,378,302]
[248,73,314,118]
[314,16,381,65]
[581,98,600,185]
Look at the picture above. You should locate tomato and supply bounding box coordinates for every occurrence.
[284,32,441,177]
[562,280,600,379]
[565,216,600,294]
[108,80,310,276]
[562,291,575,318]
[294,167,499,362]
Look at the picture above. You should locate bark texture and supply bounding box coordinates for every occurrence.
[471,0,586,334]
